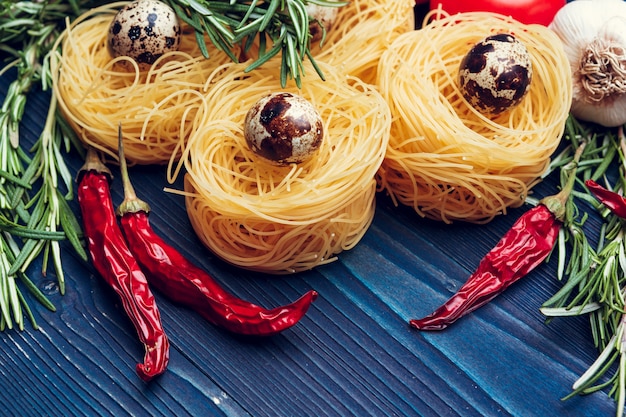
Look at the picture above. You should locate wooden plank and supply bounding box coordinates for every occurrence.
[0,48,620,417]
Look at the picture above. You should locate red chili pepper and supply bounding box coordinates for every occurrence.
[410,143,585,331]
[114,128,318,337]
[77,148,170,381]
[586,179,626,218]
[410,204,561,330]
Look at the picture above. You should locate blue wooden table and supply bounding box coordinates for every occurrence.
[0,7,619,417]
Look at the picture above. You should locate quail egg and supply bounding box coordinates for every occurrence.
[244,92,324,165]
[458,33,533,115]
[107,0,181,70]
[306,3,340,42]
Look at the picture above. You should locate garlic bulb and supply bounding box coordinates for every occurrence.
[549,0,626,127]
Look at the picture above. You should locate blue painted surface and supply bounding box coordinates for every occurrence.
[0,6,620,416]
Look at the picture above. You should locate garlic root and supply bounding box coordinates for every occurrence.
[550,0,626,127]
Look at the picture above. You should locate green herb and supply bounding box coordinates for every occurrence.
[540,121,626,416]
[0,0,99,330]
[165,0,346,88]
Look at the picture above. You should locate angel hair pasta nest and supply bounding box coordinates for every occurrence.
[51,3,236,165]
[375,10,572,224]
[177,59,391,274]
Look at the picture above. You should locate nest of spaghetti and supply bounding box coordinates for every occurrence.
[51,3,236,165]
[178,60,391,274]
[376,11,572,224]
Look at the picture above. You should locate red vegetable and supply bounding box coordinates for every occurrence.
[77,148,170,381]
[429,0,566,26]
[410,204,561,330]
[411,143,584,331]
[586,179,626,218]
[114,127,318,337]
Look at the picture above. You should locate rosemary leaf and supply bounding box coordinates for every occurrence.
[542,118,626,414]
[0,0,101,329]
[165,0,344,87]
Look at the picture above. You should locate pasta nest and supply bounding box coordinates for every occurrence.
[180,60,391,273]
[51,2,236,165]
[376,11,573,223]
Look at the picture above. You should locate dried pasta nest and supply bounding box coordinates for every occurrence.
[180,60,391,273]
[375,10,573,223]
[311,0,415,85]
[51,3,236,165]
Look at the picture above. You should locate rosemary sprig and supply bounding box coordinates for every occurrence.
[540,122,626,416]
[0,0,97,329]
[165,0,346,88]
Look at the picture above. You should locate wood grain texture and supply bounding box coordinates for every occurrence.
[0,38,619,417]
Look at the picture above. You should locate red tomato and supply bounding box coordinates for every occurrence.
[429,0,566,26]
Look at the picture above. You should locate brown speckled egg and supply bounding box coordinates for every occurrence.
[244,92,324,165]
[306,4,339,42]
[458,33,533,115]
[107,0,181,70]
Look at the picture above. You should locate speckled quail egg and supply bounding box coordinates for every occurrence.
[244,92,324,165]
[107,0,181,71]
[306,3,340,42]
[458,33,533,115]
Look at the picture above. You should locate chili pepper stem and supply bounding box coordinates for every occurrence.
[541,142,586,222]
[115,123,151,216]
[77,147,112,183]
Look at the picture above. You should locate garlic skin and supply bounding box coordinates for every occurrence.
[549,0,626,127]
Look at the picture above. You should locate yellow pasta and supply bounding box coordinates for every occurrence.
[50,0,410,165]
[312,0,415,85]
[178,60,391,273]
[50,2,236,164]
[376,10,572,223]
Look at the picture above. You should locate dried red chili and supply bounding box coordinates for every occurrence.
[77,147,170,381]
[114,129,318,337]
[585,179,626,218]
[410,144,585,331]
[410,204,561,330]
